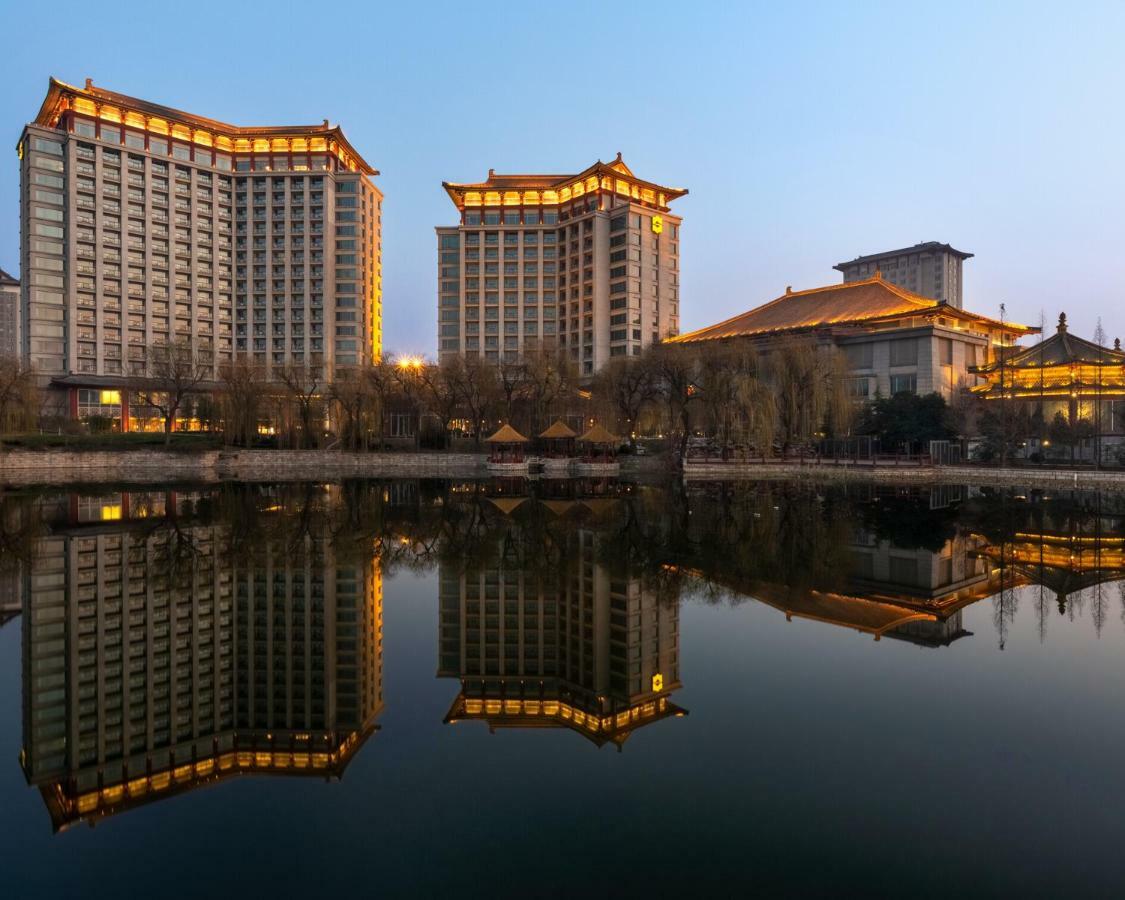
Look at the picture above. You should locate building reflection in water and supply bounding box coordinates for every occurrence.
[671,483,1125,648]
[438,496,687,749]
[19,490,383,832]
[9,478,1125,831]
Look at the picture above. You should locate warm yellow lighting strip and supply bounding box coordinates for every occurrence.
[455,695,677,735]
[61,92,364,173]
[65,733,361,820]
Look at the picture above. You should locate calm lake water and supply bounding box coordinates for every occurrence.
[1,477,1124,898]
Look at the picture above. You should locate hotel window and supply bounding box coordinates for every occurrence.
[889,338,918,367]
[73,119,96,138]
[844,343,873,368]
[889,374,917,395]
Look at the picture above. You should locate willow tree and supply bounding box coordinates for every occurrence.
[0,355,38,433]
[695,343,776,457]
[765,338,852,454]
[218,358,263,447]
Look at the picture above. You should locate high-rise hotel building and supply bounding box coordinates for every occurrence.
[18,78,382,424]
[437,155,685,376]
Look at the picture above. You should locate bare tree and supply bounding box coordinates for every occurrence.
[650,342,699,461]
[522,341,574,436]
[391,357,425,449]
[416,359,462,449]
[277,362,323,449]
[132,341,210,444]
[445,354,498,448]
[592,355,657,446]
[365,357,400,449]
[496,355,528,426]
[0,355,38,434]
[330,365,374,451]
[218,358,263,447]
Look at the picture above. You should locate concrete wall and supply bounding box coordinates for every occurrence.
[0,448,488,486]
[682,459,1125,489]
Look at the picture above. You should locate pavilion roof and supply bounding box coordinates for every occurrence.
[488,497,527,516]
[539,419,578,439]
[0,267,17,286]
[972,313,1125,373]
[668,274,1035,344]
[485,423,529,443]
[578,423,621,445]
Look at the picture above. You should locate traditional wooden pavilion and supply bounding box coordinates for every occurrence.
[485,423,530,471]
[577,423,621,463]
[969,313,1125,436]
[539,419,578,457]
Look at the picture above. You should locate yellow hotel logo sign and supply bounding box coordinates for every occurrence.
[651,673,664,692]
[651,215,663,234]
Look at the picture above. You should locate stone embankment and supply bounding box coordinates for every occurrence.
[4,447,1123,491]
[0,447,487,486]
[682,460,1125,490]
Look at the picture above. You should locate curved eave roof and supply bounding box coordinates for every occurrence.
[972,329,1125,373]
[669,276,1035,344]
[442,156,688,209]
[33,78,379,175]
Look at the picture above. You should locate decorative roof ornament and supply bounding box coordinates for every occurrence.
[1058,312,1068,333]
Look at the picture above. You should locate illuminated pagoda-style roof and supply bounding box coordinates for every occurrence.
[485,423,529,443]
[669,273,1036,344]
[578,423,621,445]
[539,419,578,440]
[443,153,687,212]
[970,313,1125,399]
[974,531,1125,611]
[28,77,378,175]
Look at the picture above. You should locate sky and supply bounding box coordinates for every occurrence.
[1,0,1123,354]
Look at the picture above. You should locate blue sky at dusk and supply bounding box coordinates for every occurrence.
[1,0,1122,353]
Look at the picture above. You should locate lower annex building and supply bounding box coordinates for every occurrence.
[669,271,1035,399]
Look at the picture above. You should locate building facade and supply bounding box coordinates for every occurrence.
[20,489,383,830]
[670,274,1035,400]
[439,516,685,747]
[0,267,18,359]
[834,241,972,308]
[18,78,382,427]
[437,154,685,376]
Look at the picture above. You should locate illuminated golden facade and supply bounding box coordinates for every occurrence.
[20,491,383,830]
[437,154,686,375]
[438,520,685,748]
[970,313,1125,433]
[18,78,382,424]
